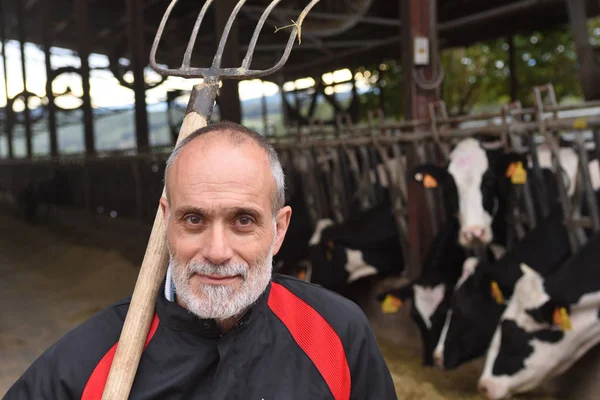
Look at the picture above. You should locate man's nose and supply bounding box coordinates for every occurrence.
[202,225,234,265]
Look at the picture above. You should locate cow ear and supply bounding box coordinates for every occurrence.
[545,300,572,332]
[502,152,529,185]
[530,299,572,331]
[412,164,448,189]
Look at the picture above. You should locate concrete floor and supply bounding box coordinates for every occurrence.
[0,206,594,399]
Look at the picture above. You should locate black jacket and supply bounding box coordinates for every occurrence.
[4,274,397,400]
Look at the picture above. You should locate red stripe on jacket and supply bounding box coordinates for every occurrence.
[268,282,351,400]
[81,313,160,400]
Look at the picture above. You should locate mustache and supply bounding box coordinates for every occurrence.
[186,260,249,279]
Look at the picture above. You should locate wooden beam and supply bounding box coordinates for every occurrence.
[0,0,13,159]
[567,0,600,100]
[16,0,32,158]
[42,0,58,157]
[75,0,95,156]
[127,0,149,153]
[401,0,441,279]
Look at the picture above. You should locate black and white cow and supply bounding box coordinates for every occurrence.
[378,136,582,367]
[431,202,574,370]
[377,216,486,366]
[376,136,530,365]
[416,138,598,249]
[478,231,600,400]
[307,198,405,302]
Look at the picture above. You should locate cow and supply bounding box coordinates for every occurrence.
[306,197,405,303]
[375,137,527,365]
[478,231,600,400]
[377,137,575,367]
[415,138,599,250]
[377,215,504,366]
[274,150,406,291]
[431,201,574,371]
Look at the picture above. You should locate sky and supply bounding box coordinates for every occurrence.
[0,40,368,112]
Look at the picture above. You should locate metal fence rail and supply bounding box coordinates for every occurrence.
[1,83,599,277]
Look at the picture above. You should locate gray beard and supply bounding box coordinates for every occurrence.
[169,239,275,321]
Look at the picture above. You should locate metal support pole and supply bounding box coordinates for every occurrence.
[261,81,268,136]
[215,0,242,123]
[377,65,385,114]
[401,0,441,278]
[0,0,12,159]
[16,0,32,158]
[508,35,517,102]
[75,0,95,156]
[566,0,600,101]
[277,75,288,128]
[127,0,149,154]
[42,0,58,157]
[574,132,600,232]
[525,133,550,218]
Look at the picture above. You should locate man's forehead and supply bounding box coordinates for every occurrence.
[166,132,273,203]
[171,134,269,175]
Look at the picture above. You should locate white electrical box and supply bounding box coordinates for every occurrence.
[414,36,430,65]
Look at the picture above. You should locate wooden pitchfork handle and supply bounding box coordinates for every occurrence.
[101,83,219,400]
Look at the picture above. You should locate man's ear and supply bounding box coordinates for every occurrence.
[272,205,292,256]
[160,196,170,228]
[411,164,448,189]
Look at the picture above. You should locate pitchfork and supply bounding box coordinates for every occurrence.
[101,1,319,398]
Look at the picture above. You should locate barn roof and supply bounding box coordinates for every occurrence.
[2,0,598,82]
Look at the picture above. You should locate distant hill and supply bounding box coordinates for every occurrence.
[1,89,355,157]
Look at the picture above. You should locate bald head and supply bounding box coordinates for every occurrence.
[164,121,285,215]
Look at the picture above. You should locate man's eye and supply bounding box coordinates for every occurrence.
[238,216,253,225]
[185,215,202,224]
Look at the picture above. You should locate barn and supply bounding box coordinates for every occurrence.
[2,0,600,399]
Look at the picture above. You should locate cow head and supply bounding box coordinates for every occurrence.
[477,263,600,400]
[413,138,527,249]
[432,257,508,370]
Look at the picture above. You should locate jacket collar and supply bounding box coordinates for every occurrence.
[156,278,272,339]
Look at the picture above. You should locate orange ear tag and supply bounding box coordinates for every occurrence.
[553,307,572,331]
[423,174,438,188]
[490,281,504,305]
[297,270,307,281]
[506,162,516,178]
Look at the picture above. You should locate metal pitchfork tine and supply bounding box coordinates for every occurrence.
[101,1,320,399]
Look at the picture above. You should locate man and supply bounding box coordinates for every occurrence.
[4,121,397,400]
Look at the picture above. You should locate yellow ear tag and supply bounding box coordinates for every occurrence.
[573,117,588,130]
[381,294,403,314]
[490,281,504,305]
[423,174,438,189]
[510,162,527,185]
[553,307,572,331]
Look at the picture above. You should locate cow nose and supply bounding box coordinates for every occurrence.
[433,351,443,369]
[478,382,489,398]
[461,226,487,243]
[478,379,501,400]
